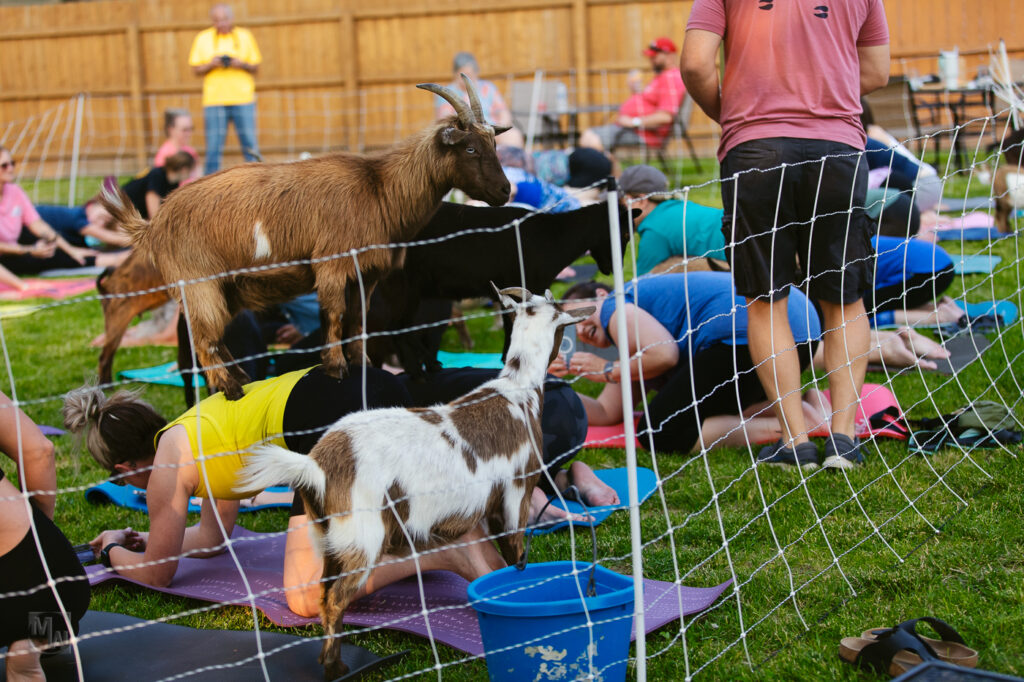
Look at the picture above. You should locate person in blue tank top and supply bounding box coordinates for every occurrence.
[549,272,828,455]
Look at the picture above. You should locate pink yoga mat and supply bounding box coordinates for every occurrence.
[0,278,95,301]
[809,383,906,440]
[586,383,905,449]
[86,527,731,656]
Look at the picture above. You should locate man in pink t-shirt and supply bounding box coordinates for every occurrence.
[580,37,686,152]
[681,0,890,471]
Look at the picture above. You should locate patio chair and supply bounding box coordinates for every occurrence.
[509,79,570,148]
[611,94,702,173]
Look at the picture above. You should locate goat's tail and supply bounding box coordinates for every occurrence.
[235,444,326,506]
[98,180,150,247]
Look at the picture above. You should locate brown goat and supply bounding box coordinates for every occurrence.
[100,76,511,399]
[95,251,171,384]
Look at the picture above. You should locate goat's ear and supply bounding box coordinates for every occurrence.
[492,124,512,137]
[491,281,515,310]
[544,289,555,303]
[560,305,595,326]
[441,126,471,146]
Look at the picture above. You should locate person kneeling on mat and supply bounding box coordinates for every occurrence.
[549,274,833,463]
[63,364,600,617]
[1,390,90,680]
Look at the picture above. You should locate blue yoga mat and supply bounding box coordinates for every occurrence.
[952,254,1002,274]
[85,480,293,514]
[935,226,1015,242]
[436,350,504,369]
[954,299,1019,325]
[119,361,205,388]
[531,467,658,535]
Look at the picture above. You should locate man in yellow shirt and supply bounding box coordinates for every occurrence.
[189,3,262,174]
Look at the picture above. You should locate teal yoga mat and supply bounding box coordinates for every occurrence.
[436,350,504,369]
[119,361,205,387]
[952,254,1002,274]
[530,467,658,534]
[85,480,293,514]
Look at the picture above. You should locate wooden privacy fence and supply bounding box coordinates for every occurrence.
[1,0,1023,180]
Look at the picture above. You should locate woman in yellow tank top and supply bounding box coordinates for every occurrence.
[63,365,593,616]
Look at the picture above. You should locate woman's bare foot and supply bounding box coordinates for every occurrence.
[530,486,592,525]
[933,297,965,325]
[564,461,619,507]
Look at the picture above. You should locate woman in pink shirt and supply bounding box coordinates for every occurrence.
[154,108,201,182]
[0,147,126,290]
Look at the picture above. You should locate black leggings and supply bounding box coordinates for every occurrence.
[646,342,815,454]
[873,265,955,313]
[0,226,100,275]
[281,366,587,513]
[0,498,91,648]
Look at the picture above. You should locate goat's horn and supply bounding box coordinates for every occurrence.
[461,73,486,124]
[497,286,532,303]
[417,82,475,128]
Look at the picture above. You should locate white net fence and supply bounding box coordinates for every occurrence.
[0,91,1022,682]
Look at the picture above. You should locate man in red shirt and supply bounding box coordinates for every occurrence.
[579,37,686,153]
[681,0,890,470]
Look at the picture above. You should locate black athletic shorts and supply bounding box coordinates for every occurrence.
[0,481,91,649]
[721,137,874,304]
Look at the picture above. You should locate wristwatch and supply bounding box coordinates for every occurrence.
[603,360,618,384]
[631,116,642,128]
[100,542,124,569]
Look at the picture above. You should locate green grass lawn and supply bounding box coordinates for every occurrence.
[2,163,1022,680]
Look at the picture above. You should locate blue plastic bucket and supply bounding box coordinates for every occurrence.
[468,561,634,682]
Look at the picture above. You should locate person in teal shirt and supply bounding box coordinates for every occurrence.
[619,165,726,274]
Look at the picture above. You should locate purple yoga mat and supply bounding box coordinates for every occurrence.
[87,528,730,656]
[39,425,65,436]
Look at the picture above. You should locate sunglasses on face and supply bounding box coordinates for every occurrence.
[0,160,15,170]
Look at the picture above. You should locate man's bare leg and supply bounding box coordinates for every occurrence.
[747,297,810,446]
[819,299,870,438]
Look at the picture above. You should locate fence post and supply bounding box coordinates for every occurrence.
[68,94,85,206]
[605,177,647,682]
[126,21,147,171]
[572,0,590,129]
[340,10,359,152]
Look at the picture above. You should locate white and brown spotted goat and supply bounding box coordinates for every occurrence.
[100,75,511,400]
[236,285,593,679]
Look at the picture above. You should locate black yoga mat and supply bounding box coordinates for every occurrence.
[933,332,993,375]
[0,610,406,681]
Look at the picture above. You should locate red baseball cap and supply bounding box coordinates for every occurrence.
[643,37,678,56]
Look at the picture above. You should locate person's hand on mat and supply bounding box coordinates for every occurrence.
[274,323,304,346]
[90,527,142,557]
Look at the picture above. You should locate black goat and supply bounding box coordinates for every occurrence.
[368,201,636,376]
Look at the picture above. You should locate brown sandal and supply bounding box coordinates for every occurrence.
[839,625,939,676]
[860,617,978,668]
